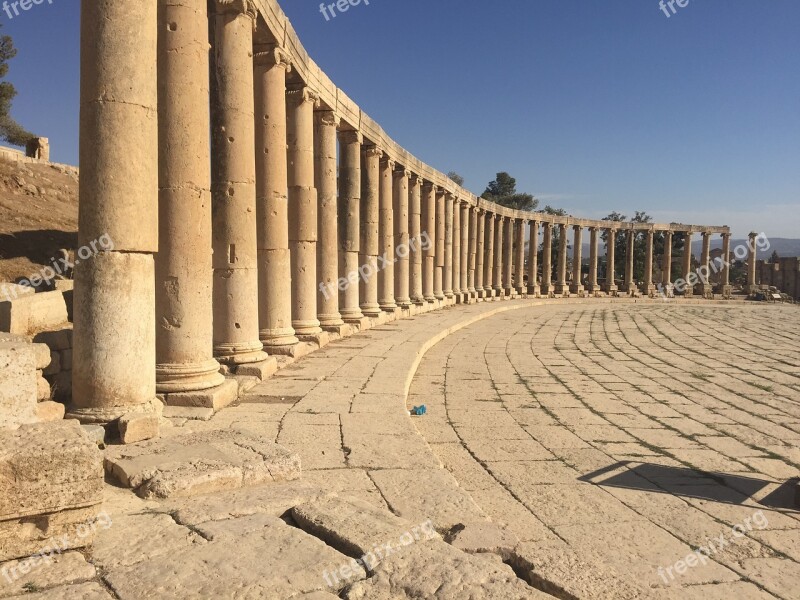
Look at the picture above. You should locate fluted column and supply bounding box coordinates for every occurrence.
[210,1,268,367]
[503,217,513,296]
[605,228,617,294]
[588,226,599,293]
[70,0,161,423]
[444,193,455,298]
[468,206,478,297]
[493,216,504,295]
[155,0,224,394]
[460,202,470,299]
[359,145,381,317]
[541,222,553,295]
[314,109,344,328]
[409,175,424,305]
[570,225,583,294]
[555,224,568,295]
[338,130,364,322]
[699,231,712,298]
[287,85,322,336]
[475,209,485,298]
[452,197,461,297]
[254,44,298,350]
[624,229,635,294]
[747,232,758,293]
[392,166,411,308]
[642,229,655,296]
[720,233,732,297]
[378,156,397,312]
[515,219,526,295]
[434,189,445,300]
[528,220,539,296]
[422,182,436,302]
[483,212,495,297]
[662,230,673,296]
[682,231,694,297]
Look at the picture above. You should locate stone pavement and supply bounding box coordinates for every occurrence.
[2,300,798,599]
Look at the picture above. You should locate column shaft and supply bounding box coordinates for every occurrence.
[338,130,364,322]
[461,203,471,297]
[699,231,712,297]
[422,183,436,302]
[528,220,539,296]
[662,231,673,291]
[570,225,583,294]
[392,167,411,308]
[541,222,553,295]
[515,219,526,295]
[452,197,461,296]
[378,157,397,311]
[493,216,504,294]
[444,194,454,298]
[642,230,654,296]
[588,227,599,292]
[468,206,478,296]
[359,145,381,316]
[484,212,495,296]
[624,230,635,294]
[434,189,445,300]
[605,229,617,294]
[555,224,568,294]
[503,217,513,295]
[682,232,694,297]
[747,232,758,293]
[720,233,732,296]
[409,175,424,304]
[475,209,485,297]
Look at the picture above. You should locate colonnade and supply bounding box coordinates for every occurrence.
[67,0,737,426]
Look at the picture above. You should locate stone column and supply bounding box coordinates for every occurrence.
[338,130,365,323]
[254,44,298,351]
[483,212,495,298]
[461,202,471,299]
[605,228,617,295]
[210,1,268,368]
[747,232,758,294]
[570,225,583,295]
[624,230,635,294]
[528,220,539,296]
[642,229,655,296]
[588,226,599,293]
[155,0,224,395]
[452,197,461,297]
[435,189,446,300]
[409,175,425,305]
[468,205,478,297]
[662,231,673,297]
[359,145,381,317]
[555,224,568,295]
[503,217,514,297]
[378,156,397,312]
[392,166,411,309]
[515,219,526,295]
[70,0,161,423]
[699,231,712,298]
[422,182,436,302]
[287,85,322,337]
[720,233,732,297]
[682,231,694,297]
[541,222,553,296]
[314,109,344,328]
[443,193,454,299]
[475,209,485,298]
[493,216,504,296]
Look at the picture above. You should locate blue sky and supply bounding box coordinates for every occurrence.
[3,0,799,238]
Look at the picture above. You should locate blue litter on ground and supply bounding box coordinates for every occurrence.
[410,405,427,416]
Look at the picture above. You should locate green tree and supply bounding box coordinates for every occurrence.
[447,171,465,187]
[770,250,780,264]
[0,26,33,147]
[481,172,538,212]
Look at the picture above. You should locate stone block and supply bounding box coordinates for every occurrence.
[164,378,238,410]
[0,336,38,428]
[0,282,35,302]
[37,376,51,401]
[0,292,68,336]
[31,342,52,370]
[35,401,65,422]
[53,279,75,292]
[32,327,72,352]
[118,413,160,444]
[236,356,278,379]
[162,405,214,421]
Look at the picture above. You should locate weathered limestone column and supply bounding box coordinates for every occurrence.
[662,230,673,297]
[605,228,617,295]
[392,166,411,309]
[747,232,758,293]
[588,226,599,293]
[70,0,161,423]
[642,229,655,296]
[468,205,478,297]
[719,233,732,297]
[444,193,455,299]
[378,156,397,312]
[570,225,583,294]
[452,197,461,297]
[682,231,694,297]
[461,202,471,299]
[483,212,495,298]
[435,189,446,300]
[503,217,514,297]
[422,182,436,302]
[493,215,504,296]
[699,230,712,298]
[338,130,365,322]
[287,85,322,337]
[314,109,344,328]
[409,175,425,305]
[155,0,224,395]
[528,220,539,296]
[359,145,382,317]
[515,219,526,295]
[541,222,553,296]
[210,1,268,368]
[475,209,486,298]
[254,44,298,351]
[624,230,635,294]
[554,224,568,295]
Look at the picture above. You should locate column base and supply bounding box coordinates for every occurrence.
[156,358,226,394]
[261,328,300,350]
[161,378,239,410]
[318,314,345,328]
[720,285,732,299]
[554,283,568,295]
[604,285,618,296]
[570,284,584,295]
[297,331,331,347]
[66,396,162,426]
[235,356,279,380]
[214,341,269,367]
[699,284,714,299]
[379,301,398,312]
[360,304,382,318]
[293,320,322,336]
[641,283,656,297]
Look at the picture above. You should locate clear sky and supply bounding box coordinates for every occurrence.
[3,0,799,238]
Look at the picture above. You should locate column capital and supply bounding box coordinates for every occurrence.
[409,173,422,187]
[338,129,362,145]
[588,225,597,232]
[702,230,712,239]
[314,109,340,128]
[422,180,436,193]
[364,145,383,159]
[253,44,292,70]
[572,224,582,232]
[286,85,320,107]
[393,164,408,179]
[214,0,257,19]
[380,155,396,170]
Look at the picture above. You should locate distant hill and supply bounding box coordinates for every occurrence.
[691,238,800,258]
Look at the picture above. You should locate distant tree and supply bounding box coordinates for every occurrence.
[0,25,33,146]
[447,171,465,187]
[770,250,780,264]
[481,172,538,212]
[539,205,569,279]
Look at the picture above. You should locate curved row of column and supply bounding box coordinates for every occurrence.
[68,0,739,427]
